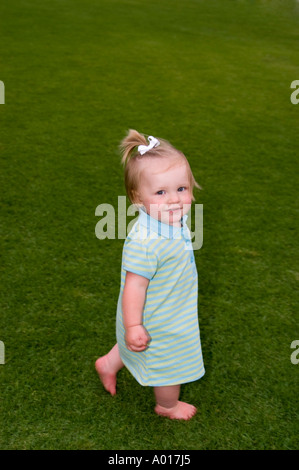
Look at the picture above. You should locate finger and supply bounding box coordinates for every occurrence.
[128,344,148,352]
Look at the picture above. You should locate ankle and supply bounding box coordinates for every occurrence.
[155,401,178,411]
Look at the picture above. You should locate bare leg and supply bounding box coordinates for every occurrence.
[154,385,197,420]
[95,343,124,396]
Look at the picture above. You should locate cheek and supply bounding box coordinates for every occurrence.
[143,198,163,213]
[182,192,192,205]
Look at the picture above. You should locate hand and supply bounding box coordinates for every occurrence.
[125,325,151,352]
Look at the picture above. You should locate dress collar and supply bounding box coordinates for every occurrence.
[138,208,188,239]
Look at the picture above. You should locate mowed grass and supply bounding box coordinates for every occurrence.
[0,0,298,450]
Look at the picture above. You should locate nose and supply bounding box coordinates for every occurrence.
[167,191,180,205]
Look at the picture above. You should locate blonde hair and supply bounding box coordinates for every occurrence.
[120,129,200,203]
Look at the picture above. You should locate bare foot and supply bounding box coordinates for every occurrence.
[155,401,197,420]
[95,356,117,396]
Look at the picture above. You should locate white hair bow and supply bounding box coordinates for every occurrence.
[138,136,160,155]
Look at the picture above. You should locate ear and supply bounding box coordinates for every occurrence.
[131,189,143,206]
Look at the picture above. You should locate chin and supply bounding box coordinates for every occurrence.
[162,213,182,226]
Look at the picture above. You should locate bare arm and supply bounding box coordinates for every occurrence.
[122,271,151,352]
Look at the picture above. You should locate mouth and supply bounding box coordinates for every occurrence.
[167,207,182,214]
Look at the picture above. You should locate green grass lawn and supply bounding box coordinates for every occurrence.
[1,0,298,450]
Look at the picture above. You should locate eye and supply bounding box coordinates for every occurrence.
[178,186,187,192]
[156,190,165,195]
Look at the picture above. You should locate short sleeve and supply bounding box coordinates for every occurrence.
[122,238,158,280]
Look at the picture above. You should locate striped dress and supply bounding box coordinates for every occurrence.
[116,209,205,387]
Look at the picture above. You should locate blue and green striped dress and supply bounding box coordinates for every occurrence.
[116,209,205,387]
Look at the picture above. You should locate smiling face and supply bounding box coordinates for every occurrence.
[134,158,192,227]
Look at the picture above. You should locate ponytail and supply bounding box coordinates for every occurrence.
[120,129,147,166]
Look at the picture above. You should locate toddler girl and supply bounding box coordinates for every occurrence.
[95,130,205,420]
